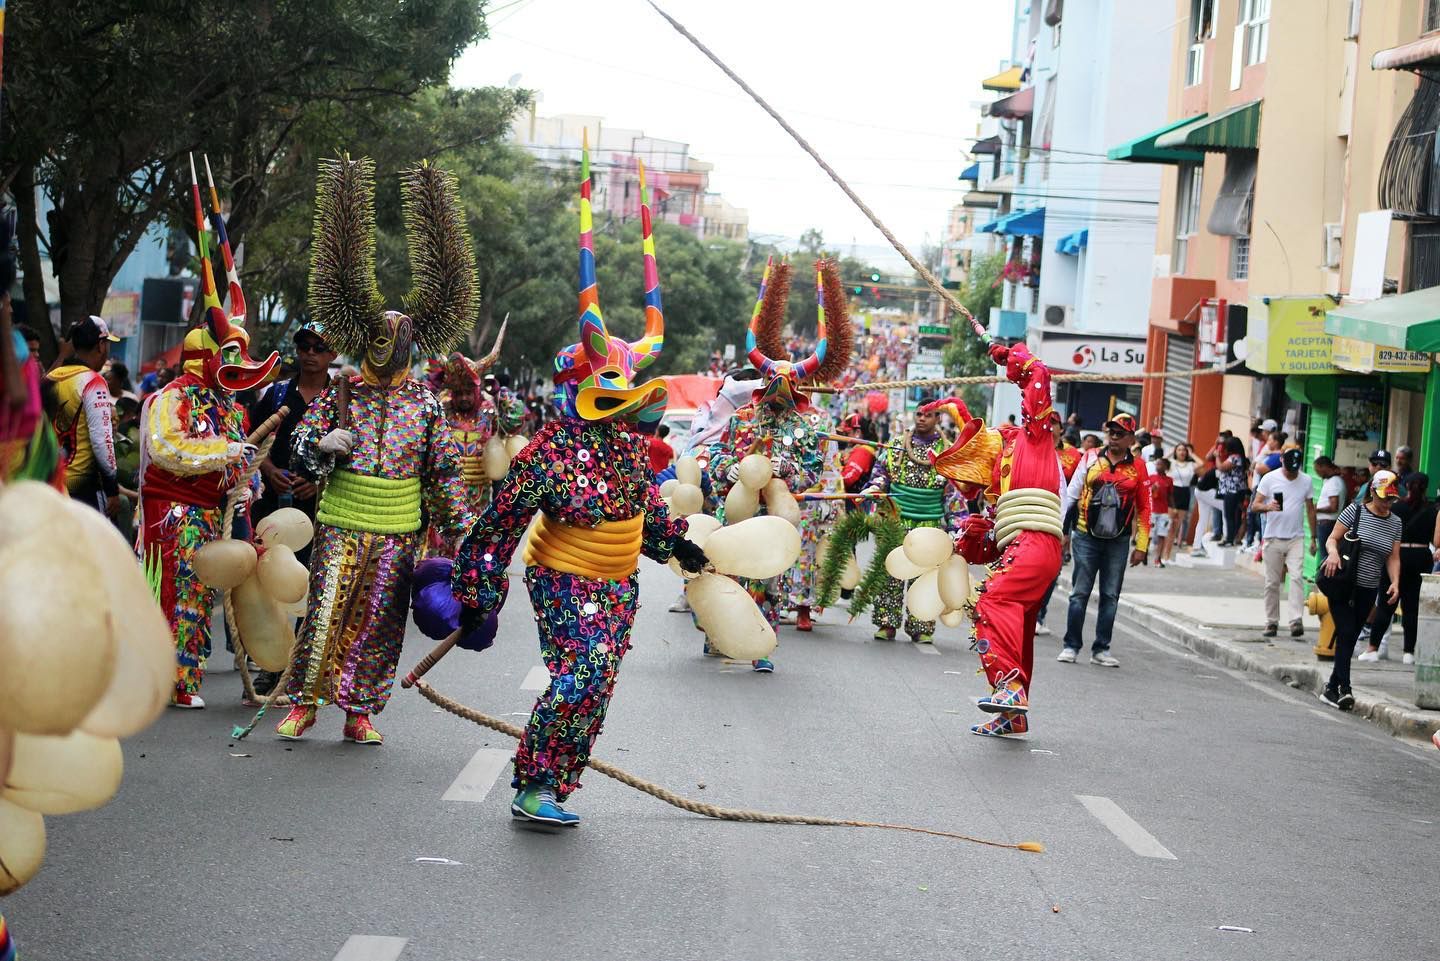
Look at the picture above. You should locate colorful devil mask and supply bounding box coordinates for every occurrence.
[307,155,477,387]
[744,257,829,413]
[182,155,279,392]
[552,132,667,427]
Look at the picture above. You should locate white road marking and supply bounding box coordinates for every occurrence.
[1075,795,1177,860]
[520,665,550,691]
[913,644,941,655]
[333,935,408,961]
[441,748,512,803]
[1308,708,1344,724]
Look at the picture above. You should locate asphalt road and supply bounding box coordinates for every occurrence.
[6,561,1440,961]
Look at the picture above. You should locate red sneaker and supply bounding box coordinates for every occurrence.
[170,692,206,710]
[796,607,813,632]
[343,713,383,745]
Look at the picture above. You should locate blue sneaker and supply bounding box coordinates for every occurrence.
[511,786,580,827]
[752,658,774,673]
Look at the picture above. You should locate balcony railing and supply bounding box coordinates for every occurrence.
[1378,75,1440,216]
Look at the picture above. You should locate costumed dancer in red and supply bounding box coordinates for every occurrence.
[922,340,1064,738]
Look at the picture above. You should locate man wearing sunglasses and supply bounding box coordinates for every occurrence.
[1058,412,1151,667]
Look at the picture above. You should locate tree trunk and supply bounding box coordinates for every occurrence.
[13,164,58,364]
[467,298,494,357]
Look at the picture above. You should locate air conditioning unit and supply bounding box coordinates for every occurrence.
[1323,223,1343,268]
[1042,304,1073,326]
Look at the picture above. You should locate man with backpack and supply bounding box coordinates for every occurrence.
[1058,412,1151,667]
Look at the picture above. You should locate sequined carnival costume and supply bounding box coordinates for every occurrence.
[452,140,702,826]
[431,325,523,555]
[707,257,851,659]
[862,425,965,642]
[276,157,477,745]
[781,407,844,628]
[924,342,1064,738]
[138,158,278,708]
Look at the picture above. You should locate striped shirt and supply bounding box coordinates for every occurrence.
[1337,502,1401,588]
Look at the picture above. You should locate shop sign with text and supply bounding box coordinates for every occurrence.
[1036,335,1146,376]
[1329,336,1433,373]
[1244,297,1336,374]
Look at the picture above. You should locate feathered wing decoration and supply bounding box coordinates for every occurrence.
[401,162,479,357]
[754,257,791,364]
[811,258,853,385]
[308,157,384,359]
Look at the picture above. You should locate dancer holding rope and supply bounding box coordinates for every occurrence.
[137,156,278,710]
[450,140,706,827]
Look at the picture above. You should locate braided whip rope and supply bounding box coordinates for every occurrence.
[415,680,1042,853]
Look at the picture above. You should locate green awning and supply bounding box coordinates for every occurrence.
[1155,100,1262,152]
[1326,289,1440,353]
[1107,115,1207,164]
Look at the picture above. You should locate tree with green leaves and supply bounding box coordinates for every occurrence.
[942,250,1005,411]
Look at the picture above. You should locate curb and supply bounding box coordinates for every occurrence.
[1056,575,1440,742]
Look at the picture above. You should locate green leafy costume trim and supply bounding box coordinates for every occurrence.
[815,509,906,615]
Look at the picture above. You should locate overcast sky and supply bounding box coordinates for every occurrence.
[453,0,1017,272]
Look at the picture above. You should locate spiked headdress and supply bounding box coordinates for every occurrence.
[182,155,279,392]
[308,156,477,379]
[443,317,508,393]
[552,131,667,427]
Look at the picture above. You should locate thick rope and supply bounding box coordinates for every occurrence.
[415,681,1042,853]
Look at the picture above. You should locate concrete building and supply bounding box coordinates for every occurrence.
[700,195,749,244]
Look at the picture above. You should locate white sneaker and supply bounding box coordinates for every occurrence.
[1403,652,1416,665]
[1357,649,1381,663]
[1035,623,1052,636]
[1090,651,1121,668]
[1056,648,1077,663]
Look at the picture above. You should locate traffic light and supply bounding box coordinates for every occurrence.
[853,285,863,295]
[869,271,881,283]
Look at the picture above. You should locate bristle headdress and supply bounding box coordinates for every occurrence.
[400,162,478,357]
[308,156,384,359]
[811,259,853,384]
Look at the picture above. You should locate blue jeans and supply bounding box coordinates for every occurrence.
[1036,578,1058,625]
[1064,530,1131,653]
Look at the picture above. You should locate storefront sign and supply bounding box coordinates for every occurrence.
[1035,335,1146,376]
[1334,383,1384,467]
[1245,297,1336,374]
[1329,335,1433,373]
[102,291,141,338]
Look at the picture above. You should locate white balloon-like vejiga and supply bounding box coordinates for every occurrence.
[3,730,123,815]
[686,572,777,660]
[256,544,309,604]
[736,453,773,490]
[762,479,801,527]
[63,500,174,739]
[905,568,945,621]
[839,552,863,590]
[703,516,802,580]
[675,455,702,487]
[670,482,704,517]
[937,556,972,612]
[254,508,315,552]
[0,527,116,736]
[482,435,511,480]
[940,609,966,628]
[231,577,295,673]
[0,727,12,786]
[505,434,529,459]
[902,527,953,570]
[191,539,258,590]
[666,514,723,576]
[884,545,929,581]
[658,478,679,499]
[723,482,759,523]
[0,797,45,895]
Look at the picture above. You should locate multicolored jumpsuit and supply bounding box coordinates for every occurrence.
[286,375,471,716]
[782,407,843,612]
[137,372,249,695]
[433,388,523,555]
[865,430,965,637]
[452,418,687,799]
[707,405,823,629]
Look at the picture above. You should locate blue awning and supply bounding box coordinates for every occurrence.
[960,162,980,182]
[978,207,1046,236]
[1054,228,1089,255]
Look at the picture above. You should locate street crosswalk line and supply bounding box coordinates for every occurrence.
[333,935,408,961]
[441,748,513,803]
[913,644,941,655]
[520,665,550,691]
[1075,795,1177,860]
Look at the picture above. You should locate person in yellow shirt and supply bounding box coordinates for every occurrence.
[46,315,121,516]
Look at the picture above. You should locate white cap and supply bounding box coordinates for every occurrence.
[1260,418,1278,432]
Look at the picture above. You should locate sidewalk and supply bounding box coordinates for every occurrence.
[1056,562,1440,742]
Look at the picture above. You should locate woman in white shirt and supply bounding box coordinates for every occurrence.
[1165,442,1198,562]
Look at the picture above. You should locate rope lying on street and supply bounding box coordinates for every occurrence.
[815,356,1248,394]
[415,680,1043,853]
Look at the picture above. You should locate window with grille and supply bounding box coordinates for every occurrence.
[1174,165,1204,275]
[1241,0,1270,66]
[1409,222,1440,289]
[1427,0,1440,33]
[1230,236,1251,280]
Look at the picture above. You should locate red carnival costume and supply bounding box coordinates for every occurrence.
[923,342,1063,738]
[138,158,278,707]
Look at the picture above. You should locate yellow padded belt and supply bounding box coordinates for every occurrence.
[524,513,643,581]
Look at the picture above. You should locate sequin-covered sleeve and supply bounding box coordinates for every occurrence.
[641,470,689,563]
[705,414,747,494]
[866,447,893,493]
[943,481,967,532]
[451,425,549,613]
[291,381,342,478]
[422,393,474,540]
[145,387,234,477]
